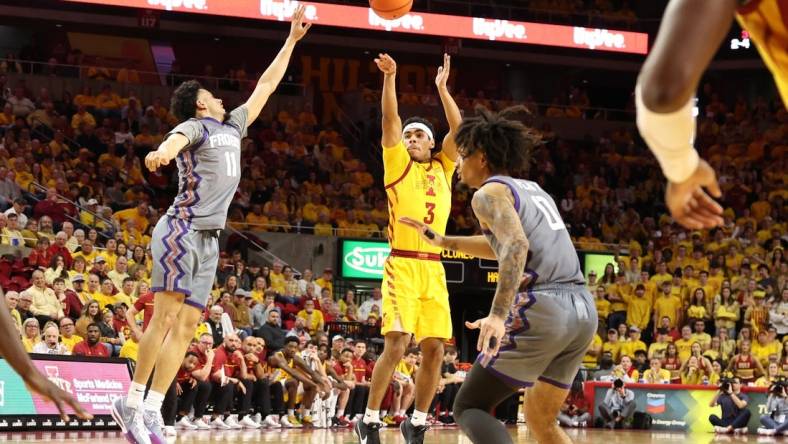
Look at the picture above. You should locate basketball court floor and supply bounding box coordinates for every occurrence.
[0,427,776,443]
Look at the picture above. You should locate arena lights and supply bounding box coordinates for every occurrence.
[62,0,649,54]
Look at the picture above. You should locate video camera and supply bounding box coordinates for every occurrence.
[769,378,788,396]
[719,377,732,393]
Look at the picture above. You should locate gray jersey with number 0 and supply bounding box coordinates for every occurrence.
[163,105,247,230]
[481,175,584,286]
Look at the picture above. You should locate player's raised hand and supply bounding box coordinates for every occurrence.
[665,158,723,229]
[465,315,505,359]
[144,150,171,172]
[435,53,451,90]
[288,5,312,42]
[375,53,397,76]
[398,217,443,247]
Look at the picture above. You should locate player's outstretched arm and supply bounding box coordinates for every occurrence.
[244,5,311,126]
[375,53,402,148]
[0,289,91,421]
[638,0,737,113]
[145,133,189,171]
[435,53,461,161]
[465,183,529,358]
[636,0,735,229]
[398,217,496,260]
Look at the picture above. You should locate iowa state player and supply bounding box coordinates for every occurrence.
[637,0,788,230]
[355,53,461,444]
[111,7,311,444]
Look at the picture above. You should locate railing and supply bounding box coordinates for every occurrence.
[28,181,115,241]
[325,321,382,342]
[224,224,300,275]
[236,221,628,252]
[0,58,305,95]
[357,89,636,122]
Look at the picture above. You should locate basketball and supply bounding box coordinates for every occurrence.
[369,0,413,20]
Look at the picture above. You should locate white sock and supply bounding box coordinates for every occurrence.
[411,410,428,427]
[363,408,380,424]
[143,390,165,412]
[287,409,295,417]
[126,382,146,410]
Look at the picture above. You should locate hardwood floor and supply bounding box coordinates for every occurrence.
[0,426,777,443]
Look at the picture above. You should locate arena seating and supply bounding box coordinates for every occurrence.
[1,43,785,432]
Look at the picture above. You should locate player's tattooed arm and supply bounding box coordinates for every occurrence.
[472,184,529,319]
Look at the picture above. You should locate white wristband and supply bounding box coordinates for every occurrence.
[635,84,700,183]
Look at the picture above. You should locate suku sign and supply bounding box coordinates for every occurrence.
[340,240,390,279]
[63,0,648,54]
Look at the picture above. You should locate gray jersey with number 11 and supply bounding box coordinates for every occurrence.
[163,105,248,230]
[481,175,584,286]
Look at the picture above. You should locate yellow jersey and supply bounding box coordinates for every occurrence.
[582,334,603,368]
[383,141,455,254]
[736,0,788,105]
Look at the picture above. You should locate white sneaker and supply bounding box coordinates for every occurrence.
[280,415,297,428]
[252,413,262,426]
[714,426,728,434]
[164,426,177,437]
[239,415,260,429]
[177,417,198,430]
[734,427,748,434]
[212,417,231,430]
[758,427,776,436]
[192,417,212,430]
[264,415,281,428]
[226,415,243,429]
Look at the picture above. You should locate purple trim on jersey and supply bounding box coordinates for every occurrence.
[483,177,520,212]
[201,116,222,124]
[538,375,570,389]
[158,217,189,293]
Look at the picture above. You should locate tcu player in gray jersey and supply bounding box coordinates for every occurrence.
[401,106,597,444]
[111,7,311,444]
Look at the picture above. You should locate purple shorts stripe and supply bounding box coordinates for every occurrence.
[160,218,189,292]
[183,298,205,310]
[169,219,190,290]
[151,286,192,297]
[538,375,571,389]
[481,363,534,389]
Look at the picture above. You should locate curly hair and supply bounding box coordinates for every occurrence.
[170,80,202,121]
[454,105,541,177]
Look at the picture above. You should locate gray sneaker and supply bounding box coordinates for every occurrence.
[111,397,152,444]
[142,409,167,444]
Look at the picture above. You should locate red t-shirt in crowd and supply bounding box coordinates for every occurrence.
[73,341,110,357]
[351,357,368,382]
[133,292,155,331]
[212,345,243,380]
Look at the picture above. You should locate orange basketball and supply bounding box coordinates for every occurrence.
[369,0,413,20]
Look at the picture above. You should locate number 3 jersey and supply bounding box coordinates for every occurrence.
[383,140,455,254]
[163,105,248,230]
[481,175,585,286]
